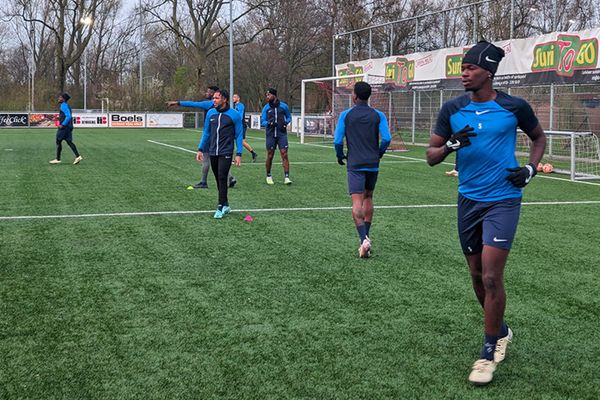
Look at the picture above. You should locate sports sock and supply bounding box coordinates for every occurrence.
[217,204,223,211]
[480,334,499,361]
[499,321,509,337]
[365,222,371,236]
[356,224,367,243]
[251,150,257,157]
[284,171,289,178]
[267,173,272,177]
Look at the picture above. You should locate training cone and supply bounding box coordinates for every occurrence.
[244,215,253,222]
[187,185,194,190]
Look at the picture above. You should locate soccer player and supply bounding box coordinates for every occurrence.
[49,93,82,165]
[233,93,258,162]
[426,41,546,385]
[334,81,391,258]
[198,89,244,218]
[261,88,292,185]
[168,85,235,189]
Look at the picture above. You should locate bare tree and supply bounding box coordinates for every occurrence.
[144,0,273,90]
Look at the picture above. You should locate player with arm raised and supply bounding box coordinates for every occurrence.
[334,81,391,258]
[167,85,228,189]
[426,41,546,385]
[261,88,292,185]
[197,89,243,219]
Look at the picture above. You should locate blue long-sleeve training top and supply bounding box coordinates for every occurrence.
[334,102,392,171]
[199,105,244,157]
[178,100,214,110]
[59,102,73,128]
[261,100,291,137]
[233,101,247,129]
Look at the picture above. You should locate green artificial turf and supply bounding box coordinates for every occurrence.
[0,128,598,399]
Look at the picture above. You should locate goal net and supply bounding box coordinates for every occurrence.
[517,130,600,180]
[300,73,407,151]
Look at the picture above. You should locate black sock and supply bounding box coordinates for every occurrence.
[285,171,289,177]
[365,222,371,236]
[356,224,367,242]
[480,335,498,360]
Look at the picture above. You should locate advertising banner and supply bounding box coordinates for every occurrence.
[0,113,28,127]
[335,29,600,91]
[29,113,59,127]
[250,114,261,129]
[146,113,183,128]
[109,113,145,128]
[74,113,108,127]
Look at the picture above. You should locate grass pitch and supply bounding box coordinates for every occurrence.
[0,128,599,399]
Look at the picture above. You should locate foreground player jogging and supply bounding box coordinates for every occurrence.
[198,89,244,219]
[261,88,292,185]
[334,81,391,258]
[426,41,546,385]
[49,93,82,165]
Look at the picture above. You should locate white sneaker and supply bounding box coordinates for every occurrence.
[266,176,274,185]
[494,328,513,363]
[284,177,292,185]
[49,159,61,164]
[358,236,371,258]
[73,156,83,165]
[468,359,496,385]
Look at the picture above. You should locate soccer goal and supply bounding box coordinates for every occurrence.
[300,73,407,151]
[517,130,600,180]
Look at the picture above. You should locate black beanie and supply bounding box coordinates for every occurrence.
[60,92,71,102]
[462,41,505,75]
[267,88,277,96]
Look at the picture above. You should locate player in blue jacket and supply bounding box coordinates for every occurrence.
[261,88,292,185]
[168,86,237,188]
[198,89,244,219]
[233,93,258,163]
[49,92,82,165]
[426,41,546,385]
[334,81,391,258]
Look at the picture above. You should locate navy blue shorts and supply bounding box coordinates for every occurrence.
[266,134,288,150]
[457,194,521,254]
[348,170,378,194]
[56,128,73,141]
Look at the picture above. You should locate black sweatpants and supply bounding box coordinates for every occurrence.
[210,155,233,208]
[56,128,80,160]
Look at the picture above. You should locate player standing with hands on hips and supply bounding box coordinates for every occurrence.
[198,89,244,219]
[334,81,391,258]
[426,41,546,385]
[261,88,292,185]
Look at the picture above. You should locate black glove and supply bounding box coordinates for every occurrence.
[280,124,287,133]
[506,163,537,187]
[337,156,346,165]
[445,125,476,152]
[267,121,275,127]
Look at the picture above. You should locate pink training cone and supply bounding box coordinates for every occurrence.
[244,215,253,222]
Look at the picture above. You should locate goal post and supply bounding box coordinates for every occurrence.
[517,130,600,180]
[300,73,407,151]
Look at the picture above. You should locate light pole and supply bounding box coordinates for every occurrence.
[80,16,93,110]
[228,0,233,96]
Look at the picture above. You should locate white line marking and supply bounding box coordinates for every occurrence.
[156,136,600,187]
[147,139,420,164]
[147,140,196,154]
[1,201,598,221]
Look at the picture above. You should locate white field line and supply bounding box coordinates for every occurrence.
[1,201,599,221]
[156,135,600,187]
[147,139,421,164]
